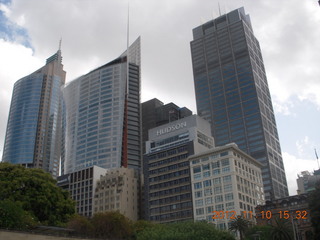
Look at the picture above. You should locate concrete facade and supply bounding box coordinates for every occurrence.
[189,143,264,230]
[93,167,140,221]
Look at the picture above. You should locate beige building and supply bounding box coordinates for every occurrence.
[93,167,139,221]
[189,143,265,230]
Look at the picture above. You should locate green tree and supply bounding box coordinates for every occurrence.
[309,181,320,239]
[0,199,36,230]
[229,216,251,240]
[270,218,293,240]
[90,211,133,239]
[0,162,75,226]
[136,221,235,240]
[245,225,272,240]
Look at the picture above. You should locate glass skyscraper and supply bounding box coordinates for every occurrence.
[2,50,66,177]
[62,37,141,174]
[190,7,288,200]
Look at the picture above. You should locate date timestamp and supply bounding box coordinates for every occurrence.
[212,210,308,220]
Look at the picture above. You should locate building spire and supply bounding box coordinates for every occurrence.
[59,38,62,51]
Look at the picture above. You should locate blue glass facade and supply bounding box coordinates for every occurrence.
[2,74,43,164]
[2,50,66,177]
[191,8,288,200]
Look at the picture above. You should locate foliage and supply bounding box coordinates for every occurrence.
[67,214,93,237]
[228,216,251,240]
[0,199,36,230]
[0,162,75,226]
[309,181,320,240]
[90,211,133,239]
[245,225,272,240]
[270,217,293,240]
[136,220,235,240]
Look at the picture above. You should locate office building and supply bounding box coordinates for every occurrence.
[2,49,66,177]
[62,37,141,174]
[142,98,192,153]
[144,115,214,223]
[57,165,108,217]
[190,7,288,200]
[296,169,320,194]
[93,167,140,221]
[189,143,264,230]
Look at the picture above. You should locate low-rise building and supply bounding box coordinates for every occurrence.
[93,167,140,221]
[255,194,312,240]
[57,165,107,217]
[189,143,264,230]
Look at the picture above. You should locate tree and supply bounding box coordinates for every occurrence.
[309,181,320,239]
[0,199,36,230]
[270,218,293,240]
[136,221,235,240]
[245,225,272,240]
[0,162,75,226]
[67,214,93,237]
[229,216,251,240]
[90,211,133,239]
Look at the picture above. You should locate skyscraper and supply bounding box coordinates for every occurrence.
[190,7,288,200]
[2,49,66,178]
[62,37,141,174]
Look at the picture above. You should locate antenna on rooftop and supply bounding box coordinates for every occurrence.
[315,148,320,169]
[218,2,222,16]
[59,38,62,51]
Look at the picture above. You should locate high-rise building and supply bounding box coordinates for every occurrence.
[190,7,288,200]
[142,98,192,154]
[62,37,141,174]
[144,115,214,223]
[2,49,66,177]
[296,169,320,194]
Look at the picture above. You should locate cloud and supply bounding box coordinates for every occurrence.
[282,151,319,196]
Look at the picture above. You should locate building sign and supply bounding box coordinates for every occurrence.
[156,121,187,136]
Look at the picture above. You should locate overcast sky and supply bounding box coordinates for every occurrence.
[0,0,319,195]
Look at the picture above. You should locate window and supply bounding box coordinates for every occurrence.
[203,171,210,178]
[212,161,220,169]
[205,197,213,204]
[195,199,204,207]
[221,158,230,166]
[194,173,202,180]
[204,188,213,196]
[214,186,222,194]
[196,208,204,215]
[215,195,223,203]
[194,182,202,189]
[195,191,202,198]
[222,166,230,173]
[225,193,234,201]
[213,177,221,184]
[215,204,224,211]
[193,166,201,174]
[223,175,232,183]
[202,164,210,171]
[213,169,220,175]
[224,184,232,192]
[226,202,234,210]
[203,180,212,187]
